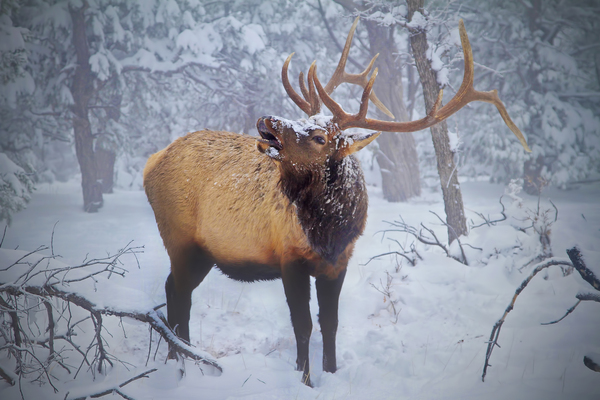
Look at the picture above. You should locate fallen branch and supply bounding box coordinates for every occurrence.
[1,284,222,372]
[567,247,600,291]
[483,246,600,381]
[0,241,221,397]
[541,299,581,325]
[66,368,157,400]
[482,257,573,382]
[379,215,466,265]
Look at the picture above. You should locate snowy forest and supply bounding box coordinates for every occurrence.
[1,0,599,399]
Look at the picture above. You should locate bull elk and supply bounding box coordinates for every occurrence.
[143,18,529,386]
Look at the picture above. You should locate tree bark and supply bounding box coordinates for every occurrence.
[70,3,103,212]
[95,145,115,194]
[522,0,545,195]
[363,19,421,202]
[406,0,467,243]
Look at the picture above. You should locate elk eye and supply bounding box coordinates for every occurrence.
[313,136,326,145]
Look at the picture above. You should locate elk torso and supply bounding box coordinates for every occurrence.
[144,129,368,281]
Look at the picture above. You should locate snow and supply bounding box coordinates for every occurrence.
[271,116,331,138]
[1,176,598,400]
[241,24,266,55]
[447,130,461,152]
[406,11,427,30]
[176,24,223,58]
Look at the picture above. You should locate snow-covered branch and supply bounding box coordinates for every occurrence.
[0,241,221,398]
[483,247,600,381]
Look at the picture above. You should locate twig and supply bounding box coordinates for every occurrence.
[363,250,416,267]
[378,214,466,264]
[67,368,157,400]
[0,240,221,393]
[0,295,21,347]
[0,225,7,248]
[91,311,113,374]
[567,247,600,291]
[541,300,581,325]
[429,211,468,265]
[44,301,55,356]
[549,199,558,222]
[470,196,507,229]
[2,344,59,393]
[482,257,573,381]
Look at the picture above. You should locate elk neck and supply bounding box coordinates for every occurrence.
[277,154,368,265]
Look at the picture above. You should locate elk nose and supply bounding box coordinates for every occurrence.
[257,116,272,131]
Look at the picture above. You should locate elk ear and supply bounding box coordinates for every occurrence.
[338,131,381,157]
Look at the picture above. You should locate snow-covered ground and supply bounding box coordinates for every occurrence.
[1,177,599,400]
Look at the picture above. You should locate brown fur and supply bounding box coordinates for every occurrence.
[144,129,358,281]
[144,119,376,385]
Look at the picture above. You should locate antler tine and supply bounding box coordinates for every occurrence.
[307,61,321,116]
[324,17,395,119]
[282,53,312,116]
[311,64,348,121]
[298,71,310,102]
[420,19,530,151]
[323,16,359,95]
[357,67,378,122]
[313,19,530,152]
[312,64,380,130]
[428,89,443,118]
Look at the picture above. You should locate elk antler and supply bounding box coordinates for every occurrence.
[311,19,531,152]
[282,17,394,119]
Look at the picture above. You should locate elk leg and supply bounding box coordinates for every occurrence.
[315,269,346,373]
[165,245,213,357]
[281,261,313,386]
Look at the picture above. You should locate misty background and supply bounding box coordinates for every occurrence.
[1,0,599,221]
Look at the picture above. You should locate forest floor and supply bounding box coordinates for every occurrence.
[1,177,599,400]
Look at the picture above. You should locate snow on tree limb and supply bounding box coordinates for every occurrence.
[567,246,600,292]
[0,240,221,396]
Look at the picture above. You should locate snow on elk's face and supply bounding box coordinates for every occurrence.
[255,115,380,168]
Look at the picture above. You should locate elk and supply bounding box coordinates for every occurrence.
[143,18,529,386]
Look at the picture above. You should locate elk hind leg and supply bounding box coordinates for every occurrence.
[165,245,213,356]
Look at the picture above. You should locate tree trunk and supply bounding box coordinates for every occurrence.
[522,0,545,195]
[69,3,103,212]
[95,146,116,194]
[407,0,467,243]
[364,19,421,202]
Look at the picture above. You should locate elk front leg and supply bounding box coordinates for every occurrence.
[315,269,346,373]
[281,261,313,386]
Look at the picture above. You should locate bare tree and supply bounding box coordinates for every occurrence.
[69,3,103,212]
[406,0,467,243]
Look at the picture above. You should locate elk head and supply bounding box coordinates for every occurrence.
[256,17,530,169]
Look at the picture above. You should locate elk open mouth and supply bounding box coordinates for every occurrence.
[257,117,283,150]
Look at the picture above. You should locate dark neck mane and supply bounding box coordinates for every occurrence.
[279,156,368,265]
